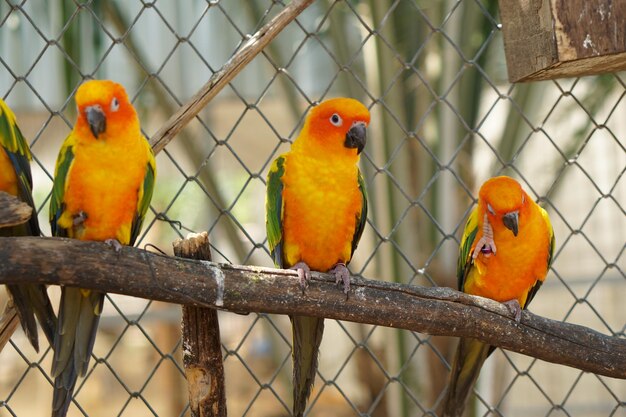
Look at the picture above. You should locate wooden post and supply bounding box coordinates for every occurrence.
[499,0,626,82]
[173,232,226,417]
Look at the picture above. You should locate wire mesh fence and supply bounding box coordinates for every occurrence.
[0,1,624,417]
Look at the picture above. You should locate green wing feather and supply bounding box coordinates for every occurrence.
[129,139,156,246]
[524,205,555,308]
[49,135,76,238]
[349,169,368,259]
[266,154,286,268]
[0,100,57,352]
[0,99,32,159]
[457,207,479,292]
[0,99,39,236]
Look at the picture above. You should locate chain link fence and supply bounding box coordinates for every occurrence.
[0,1,624,416]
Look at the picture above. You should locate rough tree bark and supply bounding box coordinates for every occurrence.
[0,236,624,380]
[173,232,226,417]
[0,192,32,229]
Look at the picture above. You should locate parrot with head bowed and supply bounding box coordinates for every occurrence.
[441,176,555,417]
[49,80,156,417]
[0,97,56,352]
[266,98,369,417]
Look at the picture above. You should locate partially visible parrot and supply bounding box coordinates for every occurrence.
[0,97,56,352]
[49,80,156,417]
[441,176,555,417]
[265,98,369,417]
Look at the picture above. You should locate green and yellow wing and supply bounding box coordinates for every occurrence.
[349,169,368,260]
[0,99,40,236]
[457,206,479,292]
[265,154,286,268]
[49,134,76,238]
[129,138,156,246]
[525,205,555,308]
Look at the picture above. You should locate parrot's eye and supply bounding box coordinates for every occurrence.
[330,113,342,127]
[110,97,120,112]
[487,203,495,215]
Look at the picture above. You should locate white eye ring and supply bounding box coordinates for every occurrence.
[330,113,342,127]
[487,203,495,215]
[111,97,120,112]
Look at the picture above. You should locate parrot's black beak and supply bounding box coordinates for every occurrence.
[503,211,519,237]
[86,105,106,139]
[344,122,367,154]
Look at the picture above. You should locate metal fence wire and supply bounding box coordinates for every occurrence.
[0,1,625,416]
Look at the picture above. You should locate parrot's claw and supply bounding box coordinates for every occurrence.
[473,214,496,259]
[503,299,522,322]
[104,238,123,253]
[290,262,312,293]
[73,210,88,226]
[330,262,351,298]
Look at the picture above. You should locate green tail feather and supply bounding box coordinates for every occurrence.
[52,287,104,417]
[291,315,324,417]
[441,338,493,417]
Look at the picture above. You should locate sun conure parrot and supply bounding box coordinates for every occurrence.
[49,80,156,417]
[0,97,56,352]
[441,176,555,417]
[266,97,369,417]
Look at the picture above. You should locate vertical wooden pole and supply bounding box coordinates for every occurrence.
[173,232,226,417]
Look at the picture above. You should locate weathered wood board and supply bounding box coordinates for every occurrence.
[499,0,626,82]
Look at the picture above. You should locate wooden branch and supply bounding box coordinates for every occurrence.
[0,236,624,379]
[148,0,315,154]
[0,191,32,228]
[0,298,20,352]
[173,232,226,417]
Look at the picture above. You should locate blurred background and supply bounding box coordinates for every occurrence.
[0,1,624,416]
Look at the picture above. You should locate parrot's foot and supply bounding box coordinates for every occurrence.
[73,210,88,226]
[503,299,522,322]
[473,214,496,259]
[290,262,311,292]
[105,239,123,253]
[330,262,350,297]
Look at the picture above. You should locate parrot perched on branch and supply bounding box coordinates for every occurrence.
[265,98,369,417]
[0,97,56,352]
[441,176,555,417]
[49,80,156,417]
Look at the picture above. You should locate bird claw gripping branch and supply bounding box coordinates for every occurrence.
[330,262,351,297]
[290,262,312,293]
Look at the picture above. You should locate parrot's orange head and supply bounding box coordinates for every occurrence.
[479,176,530,237]
[74,80,138,140]
[299,97,370,156]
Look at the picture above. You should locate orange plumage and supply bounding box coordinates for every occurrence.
[49,80,155,417]
[266,97,370,417]
[442,176,555,417]
[463,176,552,306]
[0,146,19,195]
[280,98,369,271]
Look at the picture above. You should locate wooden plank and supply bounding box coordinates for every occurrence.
[499,0,626,81]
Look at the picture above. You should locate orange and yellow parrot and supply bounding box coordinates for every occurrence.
[49,80,156,417]
[266,98,369,417]
[441,176,555,417]
[0,97,56,352]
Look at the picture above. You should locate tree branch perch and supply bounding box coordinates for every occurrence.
[0,236,624,379]
[148,0,315,154]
